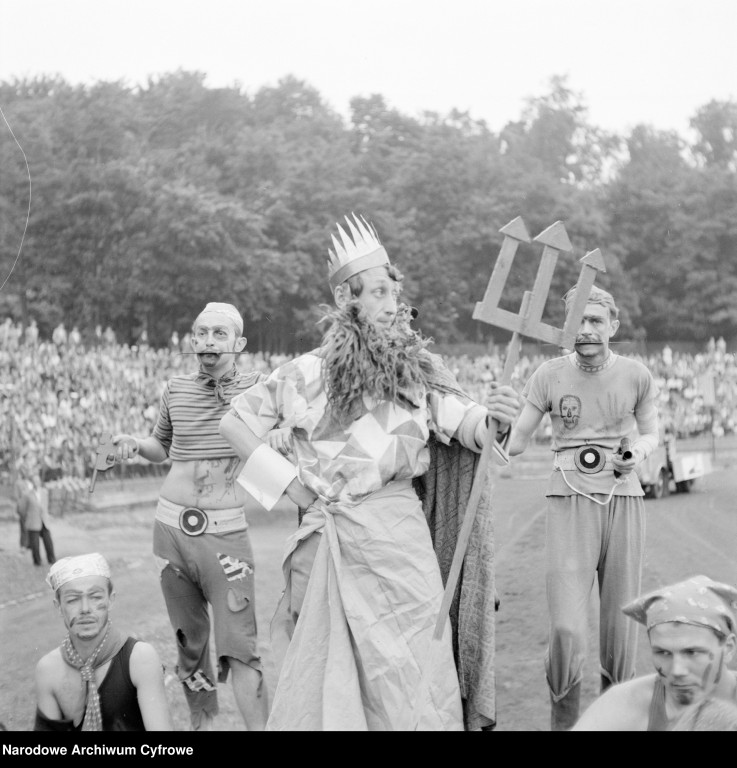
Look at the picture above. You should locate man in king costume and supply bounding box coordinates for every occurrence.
[220,214,520,730]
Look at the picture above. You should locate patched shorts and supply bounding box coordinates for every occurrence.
[153,498,261,675]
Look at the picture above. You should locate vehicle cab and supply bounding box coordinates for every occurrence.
[635,428,713,499]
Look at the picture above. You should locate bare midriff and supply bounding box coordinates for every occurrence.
[158,456,247,509]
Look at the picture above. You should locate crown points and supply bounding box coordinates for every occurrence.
[350,213,375,246]
[330,215,384,268]
[336,223,354,252]
[330,233,346,260]
[326,212,390,289]
[344,215,363,247]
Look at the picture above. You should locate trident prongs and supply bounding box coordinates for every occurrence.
[523,221,573,333]
[473,219,601,348]
[477,216,531,311]
[560,248,607,349]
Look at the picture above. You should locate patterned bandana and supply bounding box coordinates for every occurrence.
[46,553,111,592]
[60,621,126,731]
[622,575,737,636]
[196,367,239,405]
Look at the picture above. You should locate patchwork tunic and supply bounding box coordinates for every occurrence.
[232,351,489,730]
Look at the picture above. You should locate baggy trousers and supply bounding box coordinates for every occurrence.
[545,493,644,701]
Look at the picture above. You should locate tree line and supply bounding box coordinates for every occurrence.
[1,71,736,352]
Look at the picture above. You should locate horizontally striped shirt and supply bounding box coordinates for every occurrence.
[153,368,263,460]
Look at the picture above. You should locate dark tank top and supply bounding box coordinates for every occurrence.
[97,637,146,731]
[34,637,146,731]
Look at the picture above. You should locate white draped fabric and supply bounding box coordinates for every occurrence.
[267,481,463,731]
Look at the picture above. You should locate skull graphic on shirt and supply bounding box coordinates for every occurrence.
[559,395,582,429]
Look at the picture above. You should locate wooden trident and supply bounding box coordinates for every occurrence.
[433,216,606,639]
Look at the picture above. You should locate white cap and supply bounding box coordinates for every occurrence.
[197,302,243,335]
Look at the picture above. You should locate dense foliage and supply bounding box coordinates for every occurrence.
[1,72,736,350]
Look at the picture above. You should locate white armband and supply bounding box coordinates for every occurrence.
[236,443,298,512]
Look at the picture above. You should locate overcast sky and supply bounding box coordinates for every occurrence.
[1,0,736,138]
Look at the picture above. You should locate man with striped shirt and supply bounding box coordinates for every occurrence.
[113,302,267,731]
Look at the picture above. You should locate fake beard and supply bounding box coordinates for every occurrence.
[318,301,453,423]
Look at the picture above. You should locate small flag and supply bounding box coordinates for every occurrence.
[217,553,253,581]
[184,670,216,692]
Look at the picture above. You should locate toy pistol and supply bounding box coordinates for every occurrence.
[89,433,117,493]
[613,437,633,478]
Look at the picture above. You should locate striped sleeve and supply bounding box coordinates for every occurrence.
[152,384,173,455]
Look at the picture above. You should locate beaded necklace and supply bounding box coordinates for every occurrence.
[573,351,614,373]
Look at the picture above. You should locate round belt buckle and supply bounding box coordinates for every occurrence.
[574,445,606,474]
[179,507,208,536]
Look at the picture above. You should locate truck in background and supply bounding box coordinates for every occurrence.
[635,430,713,499]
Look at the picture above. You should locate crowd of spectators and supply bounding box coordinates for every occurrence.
[635,338,737,439]
[1,316,735,491]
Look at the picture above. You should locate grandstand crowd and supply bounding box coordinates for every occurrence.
[1,317,735,491]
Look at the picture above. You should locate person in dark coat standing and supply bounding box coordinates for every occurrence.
[16,470,56,566]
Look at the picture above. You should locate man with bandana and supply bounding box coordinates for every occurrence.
[572,575,737,731]
[219,214,521,730]
[34,553,172,731]
[509,285,660,730]
[112,302,268,731]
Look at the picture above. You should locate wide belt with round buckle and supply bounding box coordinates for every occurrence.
[573,445,607,474]
[179,507,209,536]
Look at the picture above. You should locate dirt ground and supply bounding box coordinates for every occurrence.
[1,440,735,732]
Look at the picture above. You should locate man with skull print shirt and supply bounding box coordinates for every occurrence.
[509,285,659,731]
[560,395,581,429]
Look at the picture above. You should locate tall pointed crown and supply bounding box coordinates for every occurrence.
[327,213,390,290]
